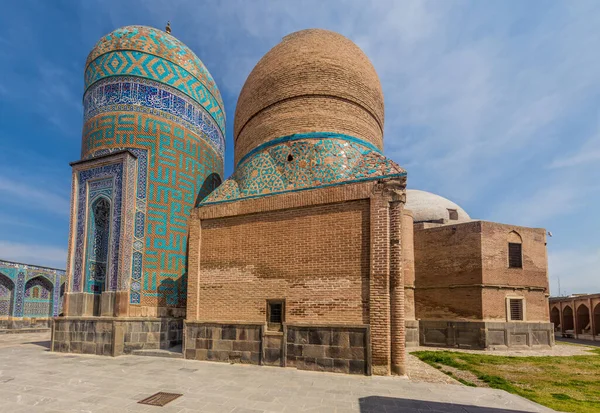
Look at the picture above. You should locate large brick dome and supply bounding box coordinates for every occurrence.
[233,29,384,165]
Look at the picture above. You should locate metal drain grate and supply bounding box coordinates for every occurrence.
[138,392,183,407]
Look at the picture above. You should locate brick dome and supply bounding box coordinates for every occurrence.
[233,29,384,164]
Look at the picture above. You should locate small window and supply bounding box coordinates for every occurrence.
[267,300,285,331]
[508,242,522,268]
[447,208,458,220]
[509,298,524,321]
[32,287,40,299]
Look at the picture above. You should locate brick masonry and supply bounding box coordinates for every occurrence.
[414,221,549,323]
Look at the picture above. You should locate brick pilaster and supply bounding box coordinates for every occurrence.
[186,211,201,321]
[369,187,391,375]
[389,200,406,375]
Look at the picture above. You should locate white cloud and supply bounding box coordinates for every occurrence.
[549,248,600,295]
[0,241,67,269]
[0,175,70,216]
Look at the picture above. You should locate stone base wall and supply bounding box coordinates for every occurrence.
[184,322,262,364]
[52,319,114,355]
[286,326,369,375]
[405,320,419,347]
[419,320,554,349]
[0,318,52,330]
[184,322,370,375]
[122,319,183,354]
[51,317,183,356]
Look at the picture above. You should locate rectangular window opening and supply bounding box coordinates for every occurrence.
[509,298,524,321]
[508,242,522,268]
[267,300,285,331]
[447,208,458,220]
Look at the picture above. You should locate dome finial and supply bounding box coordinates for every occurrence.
[165,21,171,34]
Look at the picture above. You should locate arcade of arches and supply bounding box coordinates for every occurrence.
[0,260,66,329]
[549,294,600,340]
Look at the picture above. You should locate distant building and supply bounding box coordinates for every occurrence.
[549,294,600,341]
[52,25,553,376]
[0,260,66,330]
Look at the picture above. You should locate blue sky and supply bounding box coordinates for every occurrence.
[0,0,598,295]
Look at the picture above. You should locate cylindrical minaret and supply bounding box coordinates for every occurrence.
[66,25,224,316]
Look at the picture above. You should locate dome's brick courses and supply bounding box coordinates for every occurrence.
[234,29,384,164]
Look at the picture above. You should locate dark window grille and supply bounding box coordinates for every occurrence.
[268,302,283,324]
[447,209,458,220]
[509,299,524,321]
[508,242,522,268]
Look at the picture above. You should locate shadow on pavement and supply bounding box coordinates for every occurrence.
[28,340,51,349]
[359,396,536,413]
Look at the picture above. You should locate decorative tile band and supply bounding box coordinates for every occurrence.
[84,77,224,157]
[85,50,225,134]
[86,25,222,105]
[202,136,405,205]
[236,132,383,168]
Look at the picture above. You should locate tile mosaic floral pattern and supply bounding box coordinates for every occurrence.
[202,135,406,205]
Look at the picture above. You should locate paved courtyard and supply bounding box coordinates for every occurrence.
[0,333,554,413]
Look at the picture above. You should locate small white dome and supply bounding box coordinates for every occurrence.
[405,189,471,223]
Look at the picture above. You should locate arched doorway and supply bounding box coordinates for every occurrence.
[0,274,14,317]
[86,197,111,316]
[24,277,53,318]
[594,304,600,336]
[577,304,591,334]
[550,306,561,331]
[563,305,574,331]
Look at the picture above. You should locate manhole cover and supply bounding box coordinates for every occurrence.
[138,392,182,406]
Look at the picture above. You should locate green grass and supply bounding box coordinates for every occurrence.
[411,348,600,413]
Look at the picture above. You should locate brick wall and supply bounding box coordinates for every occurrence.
[195,200,370,324]
[480,222,549,322]
[414,221,483,320]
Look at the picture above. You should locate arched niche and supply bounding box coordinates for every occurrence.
[0,273,15,317]
[24,276,53,318]
[86,197,111,295]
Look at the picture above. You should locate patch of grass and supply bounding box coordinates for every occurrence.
[457,378,477,387]
[553,393,573,401]
[411,349,600,413]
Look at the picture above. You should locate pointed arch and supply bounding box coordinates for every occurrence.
[563,305,574,331]
[507,230,523,243]
[550,306,560,331]
[0,273,14,317]
[85,196,111,294]
[195,173,222,206]
[24,276,53,317]
[576,304,591,334]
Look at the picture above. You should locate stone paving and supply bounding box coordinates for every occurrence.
[0,333,555,412]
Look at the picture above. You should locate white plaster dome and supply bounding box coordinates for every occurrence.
[405,189,471,223]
